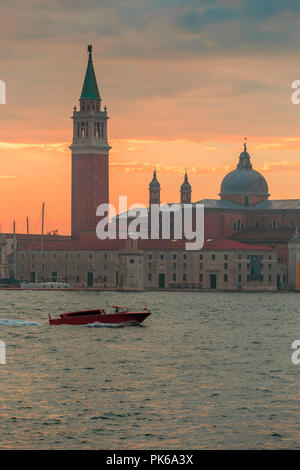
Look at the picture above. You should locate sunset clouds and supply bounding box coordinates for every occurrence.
[1,1,300,233]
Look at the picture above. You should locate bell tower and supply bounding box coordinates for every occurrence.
[70,45,111,239]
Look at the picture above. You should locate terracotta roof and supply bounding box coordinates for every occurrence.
[201,239,273,251]
[16,237,273,252]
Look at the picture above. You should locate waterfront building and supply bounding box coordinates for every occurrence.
[1,45,298,291]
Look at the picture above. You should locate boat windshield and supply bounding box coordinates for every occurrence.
[66,310,101,317]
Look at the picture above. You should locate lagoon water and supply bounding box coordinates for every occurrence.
[1,290,300,449]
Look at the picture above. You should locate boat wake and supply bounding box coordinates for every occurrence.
[85,321,141,328]
[0,319,42,326]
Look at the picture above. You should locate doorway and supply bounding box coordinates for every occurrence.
[87,271,94,287]
[209,274,217,289]
[277,274,281,291]
[158,273,165,288]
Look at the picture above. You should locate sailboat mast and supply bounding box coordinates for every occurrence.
[40,203,45,281]
[13,220,16,279]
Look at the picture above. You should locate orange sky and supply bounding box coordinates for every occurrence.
[2,1,300,234]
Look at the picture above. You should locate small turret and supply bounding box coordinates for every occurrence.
[149,170,160,205]
[180,172,192,204]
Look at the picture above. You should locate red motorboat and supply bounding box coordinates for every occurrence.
[48,305,151,326]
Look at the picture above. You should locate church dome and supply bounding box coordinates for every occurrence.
[220,144,269,197]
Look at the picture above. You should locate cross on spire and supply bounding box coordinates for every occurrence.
[88,44,92,62]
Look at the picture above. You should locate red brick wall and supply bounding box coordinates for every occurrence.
[72,153,109,239]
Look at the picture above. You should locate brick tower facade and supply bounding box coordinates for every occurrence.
[70,45,111,240]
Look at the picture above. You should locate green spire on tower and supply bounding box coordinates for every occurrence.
[80,44,101,101]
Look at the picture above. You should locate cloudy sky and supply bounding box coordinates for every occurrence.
[1,0,300,233]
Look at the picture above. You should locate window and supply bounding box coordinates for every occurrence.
[269,275,272,282]
[238,274,242,283]
[65,254,68,259]
[183,263,187,270]
[173,254,176,260]
[51,272,57,282]
[199,263,203,270]
[212,254,216,260]
[224,263,228,270]
[239,263,241,271]
[173,263,176,269]
[148,263,152,269]
[130,259,135,264]
[76,276,80,282]
[95,122,101,138]
[224,254,228,260]
[224,274,228,282]
[199,254,203,260]
[173,273,176,281]
[183,273,187,281]
[199,274,203,282]
[234,219,244,230]
[183,254,187,260]
[269,220,280,228]
[89,254,93,259]
[148,273,152,281]
[148,254,152,259]
[255,221,259,228]
[244,196,249,207]
[160,254,164,260]
[291,220,295,228]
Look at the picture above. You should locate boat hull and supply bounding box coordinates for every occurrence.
[49,311,151,326]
